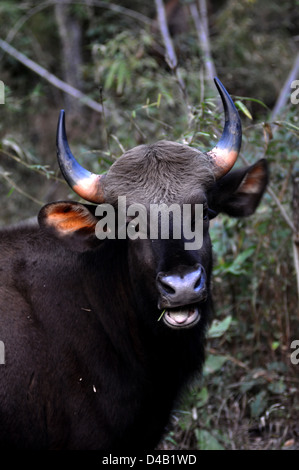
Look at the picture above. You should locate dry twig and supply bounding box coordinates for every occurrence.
[0,38,104,114]
[154,0,187,100]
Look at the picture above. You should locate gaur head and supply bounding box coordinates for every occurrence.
[39,78,268,329]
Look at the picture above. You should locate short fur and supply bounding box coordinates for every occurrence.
[104,141,215,205]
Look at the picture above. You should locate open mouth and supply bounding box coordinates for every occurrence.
[163,305,200,329]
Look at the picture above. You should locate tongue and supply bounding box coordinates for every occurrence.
[168,310,189,324]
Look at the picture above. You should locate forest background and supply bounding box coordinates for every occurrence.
[0,0,299,450]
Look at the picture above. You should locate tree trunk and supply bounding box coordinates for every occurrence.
[55,1,83,111]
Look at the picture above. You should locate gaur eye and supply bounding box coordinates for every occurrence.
[203,208,209,220]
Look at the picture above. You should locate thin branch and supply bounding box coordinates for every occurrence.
[292,168,299,308]
[266,52,299,305]
[239,152,295,232]
[198,0,208,38]
[0,171,44,206]
[271,51,299,120]
[0,0,151,59]
[0,1,152,111]
[76,0,151,26]
[267,185,295,232]
[0,148,64,183]
[0,38,104,114]
[189,1,216,83]
[154,0,186,98]
[154,0,177,70]
[293,242,299,310]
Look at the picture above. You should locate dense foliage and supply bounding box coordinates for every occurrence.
[0,0,298,449]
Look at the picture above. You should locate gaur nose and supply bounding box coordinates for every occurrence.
[156,264,207,308]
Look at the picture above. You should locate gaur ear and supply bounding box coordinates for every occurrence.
[208,159,269,218]
[38,202,101,251]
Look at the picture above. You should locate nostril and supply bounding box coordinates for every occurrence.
[193,269,202,290]
[194,276,201,290]
[159,279,176,295]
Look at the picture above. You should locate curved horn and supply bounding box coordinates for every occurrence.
[207,78,242,179]
[56,110,105,203]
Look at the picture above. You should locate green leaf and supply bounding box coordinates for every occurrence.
[267,361,288,373]
[104,61,119,90]
[271,341,280,351]
[250,390,267,418]
[157,93,162,108]
[268,380,286,395]
[235,100,253,120]
[235,96,269,110]
[116,61,130,95]
[203,354,228,375]
[224,247,255,276]
[196,386,209,408]
[195,429,225,450]
[240,380,257,394]
[276,120,299,133]
[208,315,232,338]
[6,186,15,197]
